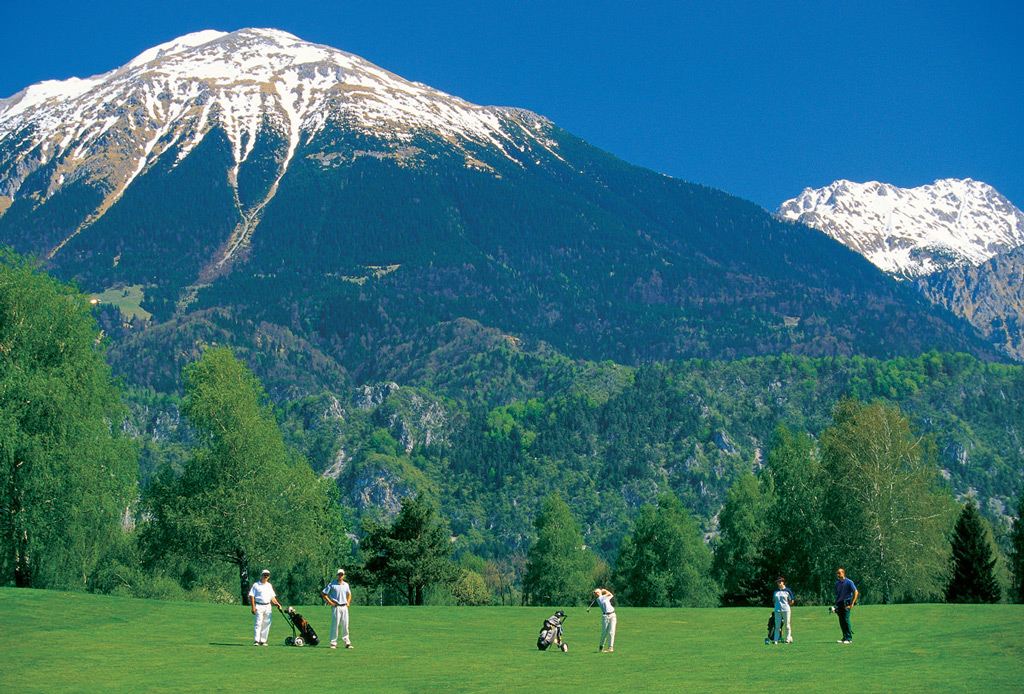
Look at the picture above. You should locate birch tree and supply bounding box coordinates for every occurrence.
[143,347,342,602]
[820,399,956,603]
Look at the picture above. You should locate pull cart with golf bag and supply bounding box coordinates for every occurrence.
[537,610,569,652]
[282,606,320,647]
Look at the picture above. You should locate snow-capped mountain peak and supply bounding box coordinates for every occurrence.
[777,179,1024,278]
[0,28,558,268]
[0,27,546,153]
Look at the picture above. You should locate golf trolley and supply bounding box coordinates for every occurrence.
[282,606,320,647]
[537,610,569,652]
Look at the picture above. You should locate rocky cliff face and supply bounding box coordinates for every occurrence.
[918,244,1024,359]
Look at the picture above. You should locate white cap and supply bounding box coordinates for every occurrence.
[261,569,270,575]
[337,568,346,575]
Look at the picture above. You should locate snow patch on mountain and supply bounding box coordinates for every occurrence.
[0,28,552,206]
[777,179,1024,278]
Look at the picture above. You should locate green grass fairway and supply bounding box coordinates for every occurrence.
[1,589,1021,693]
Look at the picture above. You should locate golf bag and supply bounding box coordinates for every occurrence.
[537,610,568,652]
[283,606,320,647]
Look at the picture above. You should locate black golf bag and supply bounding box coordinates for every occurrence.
[537,610,568,652]
[283,606,320,646]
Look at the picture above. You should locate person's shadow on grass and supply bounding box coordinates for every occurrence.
[208,643,258,647]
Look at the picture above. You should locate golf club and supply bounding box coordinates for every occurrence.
[586,597,596,613]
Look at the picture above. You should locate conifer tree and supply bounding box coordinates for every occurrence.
[358,492,457,605]
[1011,491,1024,604]
[945,498,1001,604]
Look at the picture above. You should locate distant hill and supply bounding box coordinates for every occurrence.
[129,348,1024,560]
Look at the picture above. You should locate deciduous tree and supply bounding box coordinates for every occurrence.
[143,347,343,602]
[820,399,956,603]
[452,569,491,606]
[760,425,830,602]
[713,473,773,605]
[0,251,136,588]
[523,494,596,605]
[614,493,717,606]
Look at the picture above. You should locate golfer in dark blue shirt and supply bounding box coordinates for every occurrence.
[834,567,859,643]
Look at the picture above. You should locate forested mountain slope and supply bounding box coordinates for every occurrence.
[129,349,1024,561]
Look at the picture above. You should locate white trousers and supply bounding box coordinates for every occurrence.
[774,610,791,643]
[330,605,350,645]
[600,612,617,651]
[253,604,273,644]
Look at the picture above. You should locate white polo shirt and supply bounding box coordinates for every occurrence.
[597,594,614,614]
[249,580,277,605]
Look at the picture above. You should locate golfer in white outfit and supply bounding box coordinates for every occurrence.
[594,588,616,652]
[248,569,282,645]
[321,568,353,649]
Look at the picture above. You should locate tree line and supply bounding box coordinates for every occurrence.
[2,250,1024,607]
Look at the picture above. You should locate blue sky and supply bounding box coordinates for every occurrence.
[2,0,1020,210]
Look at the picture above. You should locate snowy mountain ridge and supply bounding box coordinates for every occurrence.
[0,28,551,156]
[777,179,1024,278]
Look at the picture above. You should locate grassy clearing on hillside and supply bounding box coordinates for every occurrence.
[90,284,151,320]
[1,589,1020,693]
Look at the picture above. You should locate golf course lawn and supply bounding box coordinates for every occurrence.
[1,588,1020,693]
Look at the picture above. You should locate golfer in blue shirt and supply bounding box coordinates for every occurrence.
[834,567,858,643]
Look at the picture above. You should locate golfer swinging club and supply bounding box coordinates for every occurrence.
[593,588,616,653]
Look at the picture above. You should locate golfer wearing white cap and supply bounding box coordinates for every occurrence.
[248,569,282,645]
[321,568,353,649]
